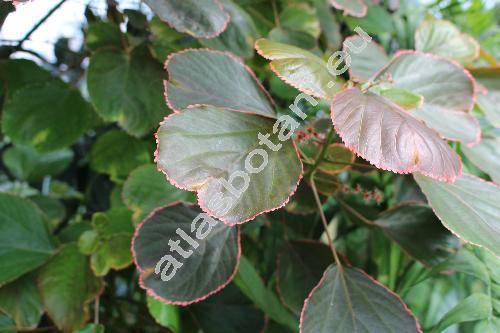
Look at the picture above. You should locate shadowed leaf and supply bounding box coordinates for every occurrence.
[329,0,367,17]
[343,35,388,82]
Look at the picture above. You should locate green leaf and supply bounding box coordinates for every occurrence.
[255,38,344,100]
[415,19,479,64]
[234,256,298,332]
[277,241,333,315]
[373,204,459,266]
[89,130,151,180]
[92,208,134,237]
[85,21,123,51]
[87,45,167,137]
[38,244,103,333]
[472,67,500,128]
[29,195,66,231]
[2,80,94,152]
[268,27,317,50]
[77,230,99,255]
[300,265,421,332]
[0,193,54,286]
[132,203,240,305]
[156,106,302,225]
[344,5,394,35]
[164,48,275,117]
[330,0,367,17]
[313,0,341,50]
[200,0,259,58]
[143,0,229,38]
[123,164,195,223]
[0,315,15,333]
[414,173,500,257]
[317,143,355,175]
[0,274,43,329]
[430,294,492,333]
[279,3,320,38]
[377,87,424,110]
[343,35,388,82]
[374,51,479,145]
[2,145,73,182]
[191,284,266,333]
[147,296,181,331]
[90,233,133,276]
[331,88,461,181]
[0,59,52,97]
[463,135,500,184]
[74,323,105,333]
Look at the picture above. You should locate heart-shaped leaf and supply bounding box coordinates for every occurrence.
[143,0,229,38]
[374,51,479,145]
[156,105,302,225]
[123,164,195,223]
[200,0,258,58]
[87,45,167,137]
[165,48,275,117]
[415,19,479,64]
[277,241,333,315]
[255,38,344,99]
[0,193,55,286]
[414,173,500,257]
[299,265,421,332]
[472,66,500,127]
[331,88,461,181]
[132,203,240,305]
[38,244,103,333]
[463,135,500,184]
[343,35,388,82]
[329,0,367,17]
[373,204,459,266]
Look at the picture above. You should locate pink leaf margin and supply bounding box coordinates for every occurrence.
[298,265,423,333]
[153,109,304,226]
[329,0,367,18]
[131,201,242,306]
[163,48,276,116]
[330,88,463,182]
[254,39,345,100]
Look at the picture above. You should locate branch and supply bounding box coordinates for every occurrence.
[16,0,67,49]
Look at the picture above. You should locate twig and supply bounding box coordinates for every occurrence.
[310,172,342,268]
[16,0,67,49]
[94,295,100,325]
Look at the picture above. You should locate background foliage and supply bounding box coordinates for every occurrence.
[0,0,499,332]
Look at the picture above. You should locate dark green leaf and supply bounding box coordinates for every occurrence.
[147,296,181,331]
[2,81,94,152]
[300,265,421,332]
[38,244,103,333]
[85,21,123,51]
[87,45,168,137]
[0,193,54,286]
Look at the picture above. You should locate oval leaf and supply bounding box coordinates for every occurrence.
[374,51,479,145]
[414,173,500,257]
[255,38,344,99]
[472,66,500,127]
[132,203,240,305]
[165,49,275,117]
[143,0,229,38]
[299,265,421,332]
[156,106,302,225]
[330,0,367,17]
[331,88,461,181]
[0,193,55,286]
[415,19,479,64]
